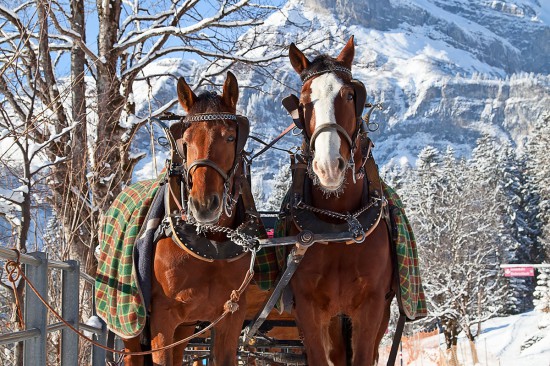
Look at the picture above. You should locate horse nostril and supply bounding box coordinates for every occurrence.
[209,194,220,211]
[337,157,346,172]
[188,197,197,211]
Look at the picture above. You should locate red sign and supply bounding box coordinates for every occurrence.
[503,267,534,277]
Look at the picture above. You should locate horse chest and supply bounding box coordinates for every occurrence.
[153,251,249,320]
[292,241,389,313]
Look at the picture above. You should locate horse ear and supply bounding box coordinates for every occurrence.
[222,71,239,112]
[289,43,311,75]
[177,77,197,113]
[336,36,355,70]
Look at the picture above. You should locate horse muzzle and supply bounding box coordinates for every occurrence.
[312,155,346,191]
[188,194,223,224]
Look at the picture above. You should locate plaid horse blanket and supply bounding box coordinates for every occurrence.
[95,176,165,338]
[382,182,427,320]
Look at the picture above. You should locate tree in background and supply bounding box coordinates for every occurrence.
[0,85,75,364]
[471,134,535,313]
[525,114,550,312]
[264,159,291,212]
[533,269,550,313]
[400,146,508,365]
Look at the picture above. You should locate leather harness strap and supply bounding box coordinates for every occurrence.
[309,123,354,153]
[249,122,296,161]
[288,138,385,243]
[186,158,230,182]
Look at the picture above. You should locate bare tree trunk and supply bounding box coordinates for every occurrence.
[64,0,92,266]
[442,319,459,350]
[468,340,479,364]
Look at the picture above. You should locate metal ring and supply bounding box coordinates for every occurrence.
[353,232,366,244]
[291,127,303,136]
[157,136,169,147]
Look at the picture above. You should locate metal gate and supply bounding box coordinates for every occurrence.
[0,247,107,366]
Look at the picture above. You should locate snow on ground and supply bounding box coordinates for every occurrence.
[379,311,550,366]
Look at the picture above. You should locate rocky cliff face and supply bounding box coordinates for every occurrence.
[132,0,549,197]
[304,0,549,73]
[232,0,549,171]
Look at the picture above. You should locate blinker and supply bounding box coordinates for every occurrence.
[282,94,304,130]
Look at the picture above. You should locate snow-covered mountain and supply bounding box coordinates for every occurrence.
[132,0,550,199]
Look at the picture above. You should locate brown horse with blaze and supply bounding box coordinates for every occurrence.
[286,36,394,366]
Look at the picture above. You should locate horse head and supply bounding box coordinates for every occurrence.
[176,71,248,224]
[289,36,366,194]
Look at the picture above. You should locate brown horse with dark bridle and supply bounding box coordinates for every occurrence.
[123,71,261,366]
[279,36,394,365]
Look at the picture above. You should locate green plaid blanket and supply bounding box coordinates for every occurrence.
[382,181,427,320]
[254,246,286,291]
[95,178,163,338]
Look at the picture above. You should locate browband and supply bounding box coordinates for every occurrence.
[300,66,352,83]
[185,113,237,122]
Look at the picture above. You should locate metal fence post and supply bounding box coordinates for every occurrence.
[61,260,79,366]
[24,251,47,366]
[92,319,107,366]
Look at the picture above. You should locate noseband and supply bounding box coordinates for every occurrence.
[308,122,360,183]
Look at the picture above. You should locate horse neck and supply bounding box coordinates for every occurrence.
[310,171,365,214]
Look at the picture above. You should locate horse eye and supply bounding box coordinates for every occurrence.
[347,93,354,101]
[227,136,236,142]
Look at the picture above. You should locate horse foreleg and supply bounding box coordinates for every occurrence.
[173,324,196,365]
[292,295,333,366]
[350,298,388,366]
[373,299,392,364]
[123,336,144,366]
[211,306,247,366]
[150,312,178,366]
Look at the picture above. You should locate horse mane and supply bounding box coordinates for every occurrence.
[301,55,350,81]
[189,91,224,114]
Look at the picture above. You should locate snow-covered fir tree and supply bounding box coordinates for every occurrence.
[264,160,291,212]
[526,114,550,260]
[471,134,533,313]
[526,114,550,310]
[534,269,550,313]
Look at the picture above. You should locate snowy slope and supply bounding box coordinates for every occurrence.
[383,311,550,366]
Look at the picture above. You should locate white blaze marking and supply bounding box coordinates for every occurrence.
[310,73,343,177]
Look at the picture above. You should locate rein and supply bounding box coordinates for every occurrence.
[5,248,257,358]
[248,122,296,161]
